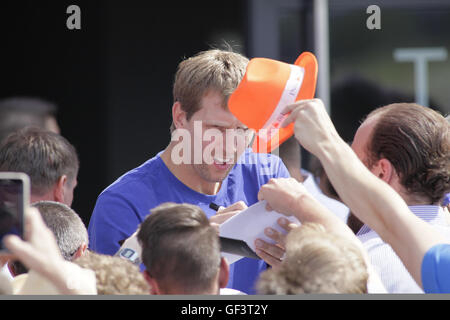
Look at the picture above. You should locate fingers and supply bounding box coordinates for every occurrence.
[262,218,298,248]
[258,178,306,216]
[210,211,238,225]
[257,186,266,202]
[281,99,316,115]
[214,205,226,212]
[210,222,220,234]
[218,201,247,214]
[212,201,247,224]
[23,207,46,241]
[281,107,301,128]
[265,203,273,212]
[257,179,277,202]
[3,235,33,264]
[281,99,317,127]
[253,216,300,268]
[278,217,299,233]
[264,227,287,247]
[281,98,326,128]
[2,209,43,261]
[255,248,282,269]
[254,239,285,269]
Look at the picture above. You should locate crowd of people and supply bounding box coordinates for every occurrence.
[0,48,449,296]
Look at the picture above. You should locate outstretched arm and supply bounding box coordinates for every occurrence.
[258,177,387,293]
[279,98,449,289]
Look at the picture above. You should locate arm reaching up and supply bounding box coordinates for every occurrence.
[258,177,387,293]
[280,98,450,290]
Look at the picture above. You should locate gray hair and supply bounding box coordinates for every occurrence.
[32,201,88,261]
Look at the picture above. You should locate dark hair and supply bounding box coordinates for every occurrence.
[0,97,58,143]
[137,203,221,294]
[0,127,79,196]
[366,103,450,204]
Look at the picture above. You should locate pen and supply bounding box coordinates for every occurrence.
[209,202,222,212]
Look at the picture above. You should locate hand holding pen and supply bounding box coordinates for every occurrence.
[209,201,247,226]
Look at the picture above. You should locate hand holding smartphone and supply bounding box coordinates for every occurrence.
[0,172,30,253]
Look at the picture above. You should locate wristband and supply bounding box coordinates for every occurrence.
[115,248,141,265]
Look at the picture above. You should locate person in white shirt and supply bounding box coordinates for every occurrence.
[276,136,349,222]
[278,100,449,293]
[345,103,450,293]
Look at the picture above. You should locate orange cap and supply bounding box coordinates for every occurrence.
[229,52,318,153]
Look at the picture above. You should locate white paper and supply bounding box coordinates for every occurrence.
[219,201,300,264]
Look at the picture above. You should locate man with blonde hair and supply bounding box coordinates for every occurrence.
[74,252,150,295]
[272,99,449,293]
[89,49,290,294]
[257,223,368,294]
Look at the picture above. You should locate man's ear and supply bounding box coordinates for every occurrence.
[53,175,68,204]
[144,270,161,295]
[372,158,394,184]
[72,243,88,260]
[172,101,187,130]
[218,257,229,289]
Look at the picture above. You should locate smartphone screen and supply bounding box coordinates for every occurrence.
[0,178,25,251]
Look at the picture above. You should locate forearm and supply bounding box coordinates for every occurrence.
[317,138,400,237]
[291,191,355,241]
[289,189,388,293]
[315,136,448,286]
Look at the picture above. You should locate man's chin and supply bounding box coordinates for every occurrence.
[195,163,234,183]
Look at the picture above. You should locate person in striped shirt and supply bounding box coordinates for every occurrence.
[344,103,449,293]
[261,99,449,293]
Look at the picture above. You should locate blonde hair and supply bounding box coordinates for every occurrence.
[74,252,150,295]
[171,49,249,131]
[257,223,368,294]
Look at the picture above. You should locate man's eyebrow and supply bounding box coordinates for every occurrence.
[203,120,228,126]
[203,121,249,130]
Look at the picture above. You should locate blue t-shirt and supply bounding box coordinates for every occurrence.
[422,243,450,293]
[88,149,290,294]
[443,193,450,206]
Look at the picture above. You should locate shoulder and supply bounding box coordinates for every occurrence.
[100,155,163,197]
[94,155,166,213]
[422,244,450,293]
[421,244,450,293]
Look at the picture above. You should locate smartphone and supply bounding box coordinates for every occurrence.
[0,172,30,252]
